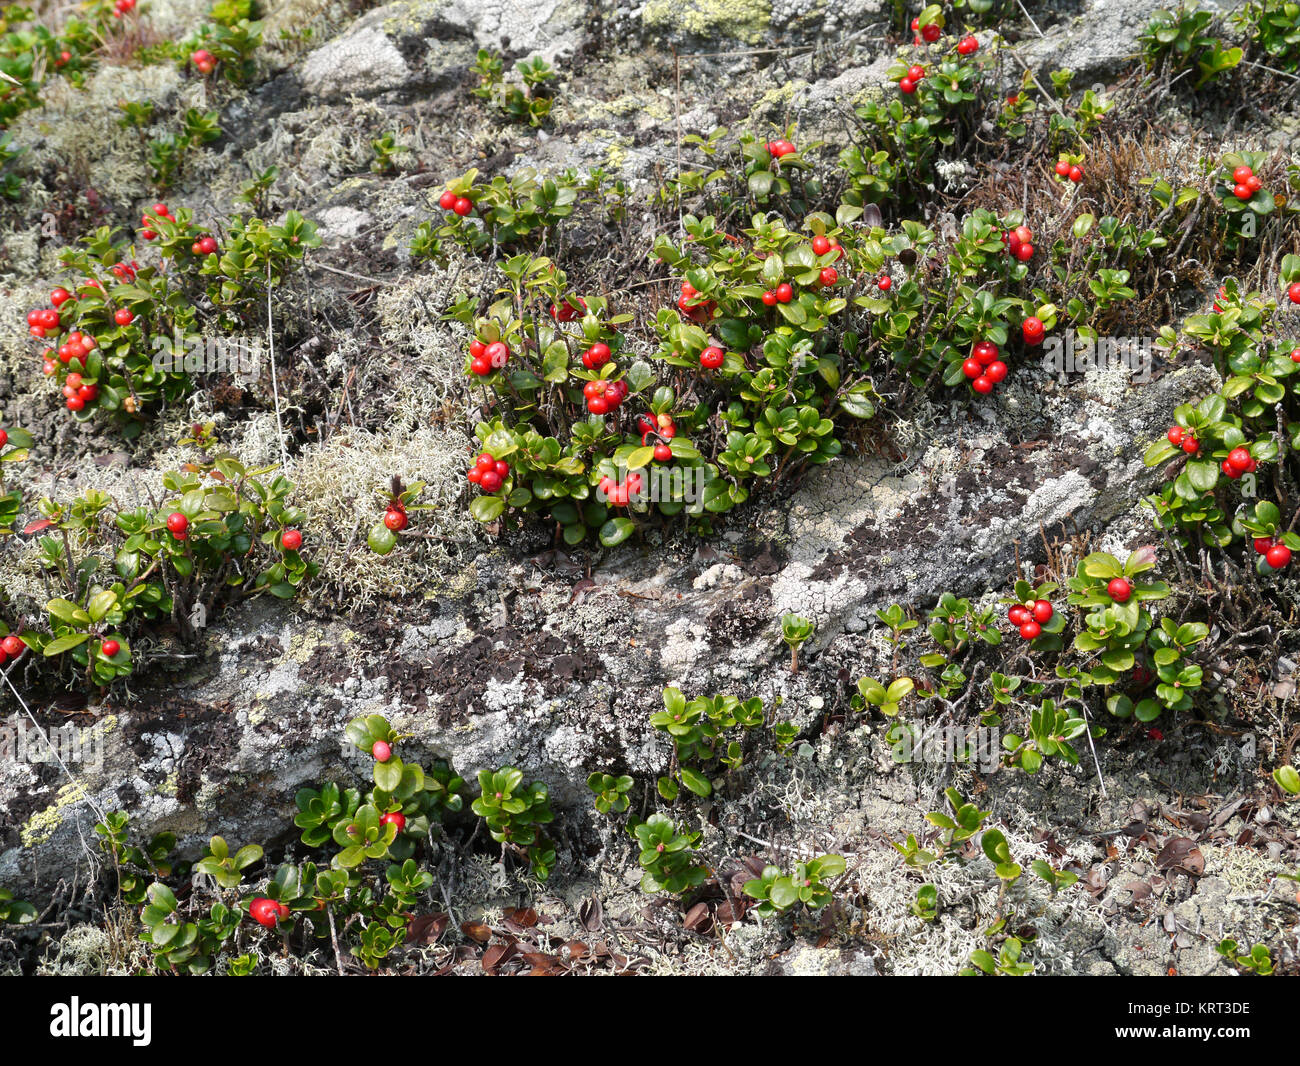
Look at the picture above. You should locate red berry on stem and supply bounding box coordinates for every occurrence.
[1266,544,1291,569]
[1106,577,1132,602]
[1019,620,1041,640]
[1167,425,1184,445]
[2,635,24,658]
[380,811,406,832]
[878,275,891,291]
[700,346,724,369]
[452,197,472,216]
[1232,165,1253,183]
[372,740,392,762]
[985,360,1008,383]
[1069,166,1083,182]
[1253,537,1273,555]
[819,267,839,287]
[1288,282,1300,304]
[775,283,793,303]
[1055,160,1070,177]
[439,190,457,210]
[812,235,831,256]
[962,358,982,379]
[101,639,121,658]
[899,77,916,94]
[1227,447,1252,472]
[972,376,994,395]
[1008,605,1030,626]
[761,290,777,306]
[281,529,303,551]
[166,512,189,537]
[1032,600,1053,623]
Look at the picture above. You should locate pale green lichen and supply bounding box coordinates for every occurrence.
[642,0,773,45]
[21,781,91,847]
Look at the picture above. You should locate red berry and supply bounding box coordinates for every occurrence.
[249,898,282,928]
[972,340,999,365]
[1289,282,1300,304]
[700,346,724,369]
[1245,175,1262,193]
[819,267,839,287]
[384,508,407,531]
[1106,578,1132,602]
[1181,437,1199,455]
[1022,317,1044,344]
[1013,225,1033,245]
[380,811,406,832]
[922,23,941,42]
[1008,605,1031,626]
[587,342,611,366]
[66,396,85,411]
[1167,425,1184,445]
[962,358,982,379]
[957,35,979,55]
[812,235,831,255]
[439,190,457,210]
[452,197,472,216]
[485,341,509,367]
[899,76,916,94]
[114,308,134,326]
[775,283,793,303]
[1069,166,1083,183]
[878,275,892,291]
[588,396,609,415]
[654,444,672,461]
[166,512,189,536]
[1232,165,1253,183]
[761,290,777,306]
[972,376,994,394]
[1266,544,1291,569]
[372,740,392,762]
[1019,620,1041,640]
[907,65,925,81]
[1233,183,1253,201]
[1032,599,1053,623]
[50,288,70,306]
[1055,160,1071,177]
[470,357,491,375]
[1226,447,1252,472]
[1221,460,1240,479]
[40,309,60,329]
[0,429,6,448]
[985,360,1008,383]
[2,635,24,658]
[281,529,303,551]
[1015,242,1034,262]
[1253,537,1274,555]
[101,639,121,658]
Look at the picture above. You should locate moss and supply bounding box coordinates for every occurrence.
[642,0,773,45]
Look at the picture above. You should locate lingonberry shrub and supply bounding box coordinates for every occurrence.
[1139,7,1243,87]
[650,686,766,800]
[742,854,846,915]
[471,48,557,126]
[470,768,556,880]
[30,209,318,434]
[586,772,635,814]
[181,16,263,87]
[631,814,708,895]
[0,422,32,536]
[24,445,317,687]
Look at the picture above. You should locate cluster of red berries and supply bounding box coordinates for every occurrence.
[468,337,510,376]
[1219,446,1258,481]
[1002,223,1035,262]
[249,898,290,928]
[550,299,586,321]
[1229,164,1264,201]
[1054,160,1085,183]
[1008,599,1052,640]
[191,234,219,257]
[166,512,189,540]
[962,340,1008,395]
[112,0,137,17]
[678,279,715,324]
[191,49,215,74]
[898,64,926,94]
[1253,536,1292,570]
[1165,424,1201,456]
[59,371,99,411]
[910,16,942,43]
[140,202,173,241]
[438,188,474,216]
[467,452,510,493]
[765,140,796,158]
[638,412,676,452]
[582,377,628,414]
[0,632,26,666]
[597,471,643,507]
[581,341,611,370]
[760,283,795,306]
